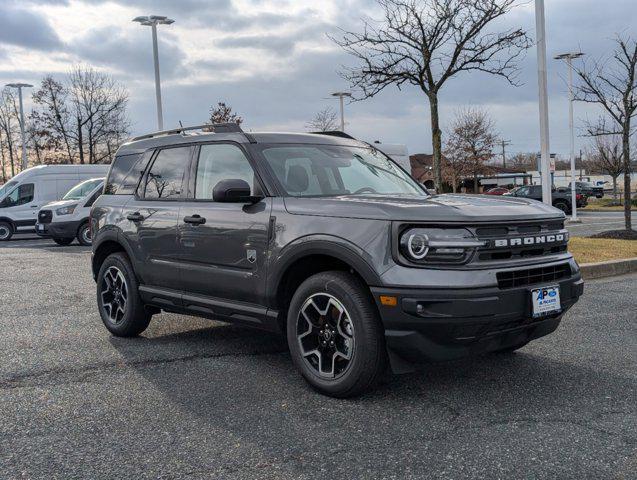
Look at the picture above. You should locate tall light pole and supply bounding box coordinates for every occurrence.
[6,83,33,171]
[555,52,584,222]
[535,0,552,205]
[133,15,175,131]
[331,92,352,131]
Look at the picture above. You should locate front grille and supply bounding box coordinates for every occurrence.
[473,220,568,264]
[497,263,571,289]
[38,210,53,224]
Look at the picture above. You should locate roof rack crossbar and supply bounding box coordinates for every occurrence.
[311,130,357,140]
[130,123,244,142]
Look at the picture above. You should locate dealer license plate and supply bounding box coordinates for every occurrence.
[531,285,561,317]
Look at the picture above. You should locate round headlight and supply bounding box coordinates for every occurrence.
[407,233,429,259]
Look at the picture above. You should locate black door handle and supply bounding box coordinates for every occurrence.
[127,212,144,222]
[184,214,206,225]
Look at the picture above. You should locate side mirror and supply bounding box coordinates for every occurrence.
[212,179,261,203]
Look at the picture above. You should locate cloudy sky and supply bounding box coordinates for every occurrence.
[1,0,635,157]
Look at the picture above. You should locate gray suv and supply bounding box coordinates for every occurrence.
[91,124,583,397]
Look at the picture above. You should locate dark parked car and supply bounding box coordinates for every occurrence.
[508,185,586,213]
[91,124,583,397]
[568,181,604,199]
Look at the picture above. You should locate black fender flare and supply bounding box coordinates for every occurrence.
[91,228,138,280]
[265,235,382,306]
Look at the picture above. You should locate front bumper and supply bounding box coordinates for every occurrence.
[371,273,584,372]
[36,220,81,239]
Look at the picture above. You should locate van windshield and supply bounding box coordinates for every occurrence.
[258,144,426,198]
[63,178,103,200]
[0,181,17,199]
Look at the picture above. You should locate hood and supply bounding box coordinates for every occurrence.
[41,199,78,210]
[283,194,564,223]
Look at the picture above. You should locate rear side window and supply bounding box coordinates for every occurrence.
[142,147,190,200]
[104,153,150,195]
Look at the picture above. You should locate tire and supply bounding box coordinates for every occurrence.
[53,237,74,246]
[76,221,92,246]
[553,201,570,214]
[287,271,388,398]
[0,221,13,241]
[493,341,529,354]
[97,252,151,337]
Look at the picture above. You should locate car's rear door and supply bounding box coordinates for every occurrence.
[176,142,272,311]
[120,146,193,294]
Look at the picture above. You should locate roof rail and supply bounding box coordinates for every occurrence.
[311,130,357,140]
[130,123,245,142]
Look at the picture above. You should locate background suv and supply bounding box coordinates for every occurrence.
[91,124,583,397]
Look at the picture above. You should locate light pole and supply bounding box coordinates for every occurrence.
[133,15,175,131]
[555,52,584,222]
[535,0,552,206]
[6,83,33,171]
[331,92,352,131]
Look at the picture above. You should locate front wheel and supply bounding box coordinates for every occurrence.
[97,252,151,337]
[287,271,387,398]
[0,221,13,241]
[77,222,92,246]
[53,237,74,246]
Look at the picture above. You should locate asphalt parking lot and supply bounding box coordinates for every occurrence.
[1,238,636,479]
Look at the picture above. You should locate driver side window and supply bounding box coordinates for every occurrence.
[195,144,256,200]
[1,183,34,207]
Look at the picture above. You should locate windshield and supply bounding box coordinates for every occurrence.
[63,178,103,200]
[258,144,425,197]
[0,181,17,199]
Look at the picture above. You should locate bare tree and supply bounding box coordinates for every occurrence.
[207,102,243,126]
[29,68,129,165]
[332,0,531,191]
[444,108,497,192]
[587,131,625,201]
[0,89,20,177]
[306,107,339,132]
[508,152,537,171]
[69,66,129,164]
[574,36,636,231]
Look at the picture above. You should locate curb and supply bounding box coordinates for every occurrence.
[579,257,637,280]
[582,208,636,212]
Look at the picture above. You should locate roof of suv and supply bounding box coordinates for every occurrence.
[117,129,365,156]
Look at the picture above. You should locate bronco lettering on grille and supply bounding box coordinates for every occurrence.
[493,233,567,248]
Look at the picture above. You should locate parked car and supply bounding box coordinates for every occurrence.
[484,187,510,195]
[567,181,604,199]
[0,164,109,241]
[36,177,104,246]
[508,185,586,213]
[91,124,583,397]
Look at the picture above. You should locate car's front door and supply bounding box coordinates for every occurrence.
[0,183,38,231]
[121,146,192,292]
[177,143,272,308]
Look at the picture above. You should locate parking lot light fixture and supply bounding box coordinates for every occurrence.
[554,52,584,222]
[331,92,352,132]
[133,14,175,130]
[6,83,33,171]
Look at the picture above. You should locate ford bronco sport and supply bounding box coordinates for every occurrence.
[91,124,584,397]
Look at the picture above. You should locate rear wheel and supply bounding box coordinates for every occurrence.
[53,237,74,246]
[553,201,570,214]
[287,271,387,398]
[77,221,92,246]
[97,252,151,337]
[0,221,13,241]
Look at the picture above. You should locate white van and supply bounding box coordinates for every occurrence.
[0,164,109,241]
[36,178,104,246]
